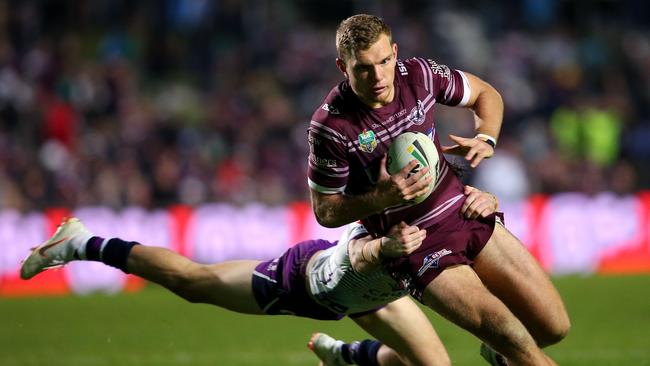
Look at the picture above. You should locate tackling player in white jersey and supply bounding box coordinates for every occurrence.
[21,187,499,366]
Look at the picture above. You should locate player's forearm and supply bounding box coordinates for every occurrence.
[349,238,384,273]
[311,190,383,228]
[472,85,503,141]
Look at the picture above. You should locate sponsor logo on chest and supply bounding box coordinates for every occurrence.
[383,109,408,125]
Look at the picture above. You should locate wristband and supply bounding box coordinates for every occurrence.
[475,133,497,148]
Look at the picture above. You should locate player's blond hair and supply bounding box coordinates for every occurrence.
[336,14,392,61]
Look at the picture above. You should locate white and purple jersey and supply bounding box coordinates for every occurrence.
[308,58,472,237]
[307,223,408,314]
[252,223,409,318]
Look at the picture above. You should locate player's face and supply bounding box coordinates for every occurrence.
[338,34,398,109]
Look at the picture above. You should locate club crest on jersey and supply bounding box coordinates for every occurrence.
[417,249,452,277]
[358,129,378,153]
[408,100,425,125]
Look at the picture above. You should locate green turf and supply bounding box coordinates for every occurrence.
[1,275,649,365]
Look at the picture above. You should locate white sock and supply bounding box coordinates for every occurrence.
[70,231,94,260]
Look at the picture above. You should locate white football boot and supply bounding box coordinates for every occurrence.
[308,333,348,366]
[20,217,92,280]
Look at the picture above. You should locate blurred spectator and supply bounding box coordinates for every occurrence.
[472,137,531,203]
[0,0,648,212]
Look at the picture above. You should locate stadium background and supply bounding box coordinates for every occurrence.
[1,0,649,365]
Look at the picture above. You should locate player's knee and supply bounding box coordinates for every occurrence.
[481,312,534,355]
[165,275,195,302]
[538,314,571,347]
[164,265,206,303]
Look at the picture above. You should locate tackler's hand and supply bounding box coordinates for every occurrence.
[381,222,426,258]
[461,185,499,219]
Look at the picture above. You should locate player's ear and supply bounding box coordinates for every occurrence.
[393,43,398,59]
[335,58,348,79]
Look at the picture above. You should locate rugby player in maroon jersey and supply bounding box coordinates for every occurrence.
[21,188,500,366]
[306,14,569,366]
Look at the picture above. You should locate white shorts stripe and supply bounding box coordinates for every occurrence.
[253,270,277,283]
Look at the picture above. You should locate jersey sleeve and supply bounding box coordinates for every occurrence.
[409,57,471,107]
[338,222,369,245]
[307,119,350,194]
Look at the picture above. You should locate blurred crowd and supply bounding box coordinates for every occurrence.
[0,0,648,211]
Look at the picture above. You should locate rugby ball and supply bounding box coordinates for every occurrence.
[386,132,439,204]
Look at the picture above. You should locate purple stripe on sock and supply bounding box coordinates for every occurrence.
[102,238,138,273]
[86,236,105,261]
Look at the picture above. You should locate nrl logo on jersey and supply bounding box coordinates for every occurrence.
[408,100,425,125]
[416,249,452,277]
[358,129,378,153]
[321,103,340,114]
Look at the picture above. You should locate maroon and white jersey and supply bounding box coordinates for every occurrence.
[308,57,472,237]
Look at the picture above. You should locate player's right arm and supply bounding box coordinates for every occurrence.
[310,156,432,228]
[308,109,431,228]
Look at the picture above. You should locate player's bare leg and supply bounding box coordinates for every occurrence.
[127,245,264,314]
[21,217,264,315]
[422,265,557,366]
[351,296,450,366]
[310,296,449,366]
[473,224,570,347]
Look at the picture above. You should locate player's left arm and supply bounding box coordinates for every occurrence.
[349,222,426,273]
[442,72,504,168]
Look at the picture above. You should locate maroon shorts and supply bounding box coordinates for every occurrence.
[386,211,503,301]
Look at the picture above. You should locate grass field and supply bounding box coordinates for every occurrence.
[1,275,649,366]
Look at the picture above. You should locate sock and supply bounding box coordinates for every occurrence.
[83,236,139,273]
[341,342,356,364]
[70,231,94,259]
[343,340,382,366]
[78,236,104,261]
